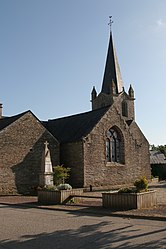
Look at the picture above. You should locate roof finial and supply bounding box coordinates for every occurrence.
[108,16,113,31]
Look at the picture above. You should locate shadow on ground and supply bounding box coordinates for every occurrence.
[1,221,166,249]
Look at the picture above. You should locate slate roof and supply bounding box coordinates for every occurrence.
[0,111,28,132]
[42,106,109,143]
[150,150,166,165]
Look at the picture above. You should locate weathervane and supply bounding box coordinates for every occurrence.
[108,16,113,31]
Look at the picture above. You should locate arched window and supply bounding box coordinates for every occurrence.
[122,101,128,117]
[106,127,124,163]
[106,138,111,161]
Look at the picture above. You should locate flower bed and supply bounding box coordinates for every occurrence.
[38,188,84,205]
[102,190,157,210]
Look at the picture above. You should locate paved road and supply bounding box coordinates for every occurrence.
[0,204,165,249]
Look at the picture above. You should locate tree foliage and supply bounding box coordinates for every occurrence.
[53,165,71,185]
[150,144,166,156]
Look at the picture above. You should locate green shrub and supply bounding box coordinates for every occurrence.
[134,176,148,192]
[118,187,134,193]
[53,165,71,185]
[38,185,58,191]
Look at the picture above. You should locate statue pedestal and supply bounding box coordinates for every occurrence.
[39,173,54,187]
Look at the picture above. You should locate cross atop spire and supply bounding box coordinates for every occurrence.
[108,16,113,31]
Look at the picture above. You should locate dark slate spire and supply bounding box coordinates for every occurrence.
[91,86,97,101]
[101,18,123,95]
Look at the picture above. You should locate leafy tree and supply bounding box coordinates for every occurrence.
[53,165,71,185]
[150,144,166,156]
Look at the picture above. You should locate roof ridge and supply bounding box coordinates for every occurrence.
[43,106,110,143]
[2,110,30,120]
[47,106,110,122]
[0,110,31,132]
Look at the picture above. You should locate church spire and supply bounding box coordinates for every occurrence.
[101,17,123,95]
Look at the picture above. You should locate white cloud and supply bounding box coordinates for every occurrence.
[156,19,166,28]
[148,18,166,35]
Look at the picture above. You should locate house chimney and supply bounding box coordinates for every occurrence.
[0,103,3,118]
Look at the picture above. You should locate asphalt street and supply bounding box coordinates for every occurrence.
[0,204,165,249]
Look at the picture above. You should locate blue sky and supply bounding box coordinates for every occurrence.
[0,0,166,146]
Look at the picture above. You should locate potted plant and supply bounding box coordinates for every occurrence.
[102,177,157,210]
[53,165,72,190]
[38,165,83,205]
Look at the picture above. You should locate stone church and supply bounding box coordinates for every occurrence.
[0,28,151,195]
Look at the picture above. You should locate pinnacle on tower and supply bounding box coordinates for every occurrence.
[0,103,3,118]
[128,84,134,98]
[91,86,97,101]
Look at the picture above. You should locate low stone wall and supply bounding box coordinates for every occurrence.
[102,190,157,210]
[38,188,84,205]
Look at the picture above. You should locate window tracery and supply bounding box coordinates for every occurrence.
[106,127,124,163]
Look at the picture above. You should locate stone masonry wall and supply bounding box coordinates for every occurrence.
[0,112,59,195]
[60,141,84,188]
[92,92,113,110]
[83,96,151,188]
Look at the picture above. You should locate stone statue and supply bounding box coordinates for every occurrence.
[43,141,53,173]
[39,141,54,187]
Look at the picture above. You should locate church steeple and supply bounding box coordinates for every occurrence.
[101,17,123,95]
[91,17,124,110]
